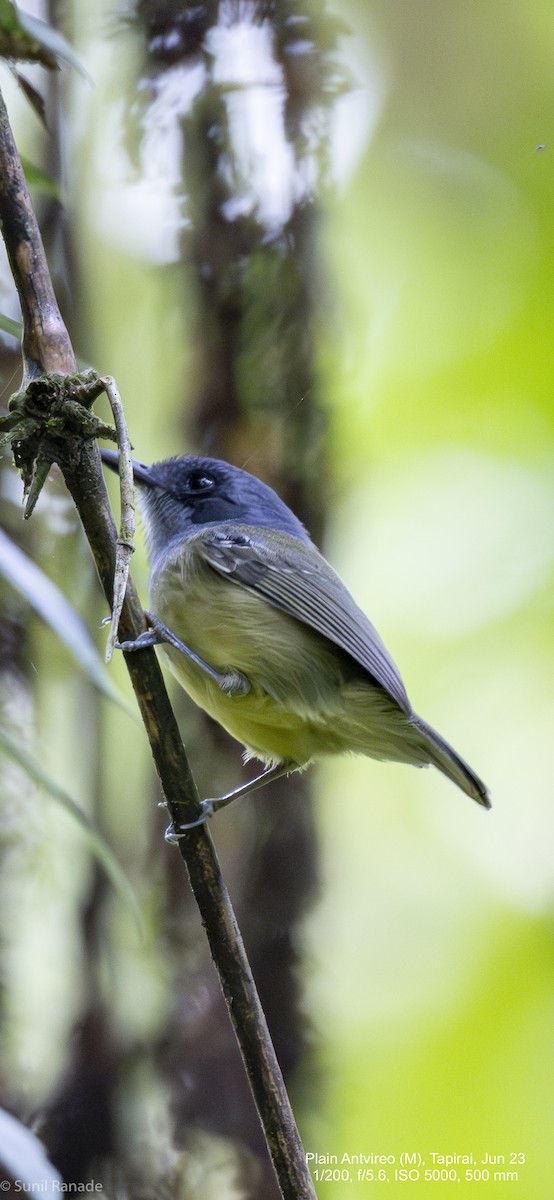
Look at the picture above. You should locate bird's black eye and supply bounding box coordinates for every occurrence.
[187,470,215,494]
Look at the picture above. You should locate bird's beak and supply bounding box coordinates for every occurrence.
[100,447,154,487]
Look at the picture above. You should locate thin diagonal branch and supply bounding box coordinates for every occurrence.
[0,89,76,382]
[0,85,316,1200]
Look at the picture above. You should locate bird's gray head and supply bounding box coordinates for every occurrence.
[100,449,309,567]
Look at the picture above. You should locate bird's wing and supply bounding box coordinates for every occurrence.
[196,526,410,713]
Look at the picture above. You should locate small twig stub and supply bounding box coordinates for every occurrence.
[99,376,136,661]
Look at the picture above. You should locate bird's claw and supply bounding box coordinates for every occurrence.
[115,630,159,652]
[164,800,215,840]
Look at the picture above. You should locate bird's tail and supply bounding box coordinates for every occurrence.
[412,714,490,808]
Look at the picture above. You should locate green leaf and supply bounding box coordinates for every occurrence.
[21,155,61,198]
[0,1,92,80]
[0,312,21,340]
[0,726,142,927]
[11,67,47,127]
[0,527,134,713]
[14,4,92,80]
[0,0,18,32]
[0,1105,61,1193]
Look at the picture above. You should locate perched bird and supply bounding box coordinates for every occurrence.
[101,449,490,826]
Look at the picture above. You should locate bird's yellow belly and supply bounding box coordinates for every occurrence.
[150,549,342,766]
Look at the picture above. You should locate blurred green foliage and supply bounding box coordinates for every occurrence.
[302,1,554,1195]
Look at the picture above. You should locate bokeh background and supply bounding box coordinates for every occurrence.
[0,1,553,1196]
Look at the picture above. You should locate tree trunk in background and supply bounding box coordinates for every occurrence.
[132,2,340,1195]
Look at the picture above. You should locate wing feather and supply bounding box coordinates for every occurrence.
[197,527,411,713]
